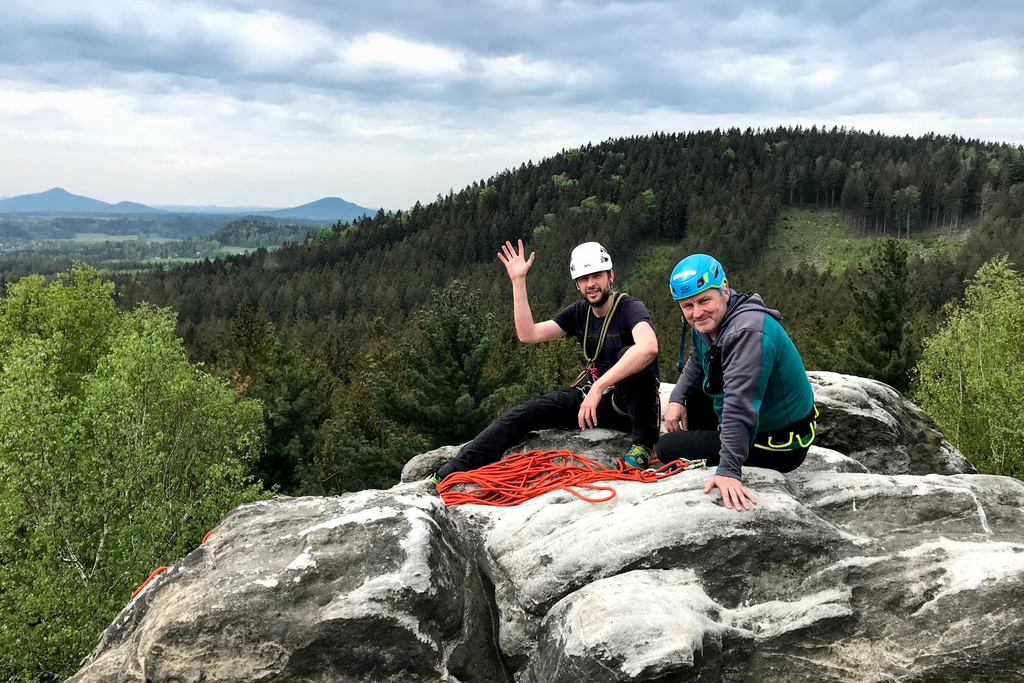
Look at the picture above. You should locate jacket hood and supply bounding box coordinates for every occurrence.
[722,291,781,326]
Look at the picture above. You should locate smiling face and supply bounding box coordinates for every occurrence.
[678,285,731,339]
[575,270,613,308]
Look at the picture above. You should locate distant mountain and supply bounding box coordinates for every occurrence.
[0,188,165,214]
[153,204,284,214]
[0,189,375,219]
[255,197,377,221]
[111,201,163,213]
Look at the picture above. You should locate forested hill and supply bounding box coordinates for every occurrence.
[115,126,1024,495]
[205,218,323,248]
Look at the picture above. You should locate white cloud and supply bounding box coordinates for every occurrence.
[476,54,595,90]
[342,33,463,75]
[0,0,1021,208]
[804,68,840,86]
[198,10,336,71]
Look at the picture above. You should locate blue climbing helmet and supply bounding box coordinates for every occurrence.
[669,254,727,300]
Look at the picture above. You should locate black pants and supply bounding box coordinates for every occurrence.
[436,362,660,480]
[657,391,808,474]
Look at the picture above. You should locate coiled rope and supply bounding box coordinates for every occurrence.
[437,449,703,507]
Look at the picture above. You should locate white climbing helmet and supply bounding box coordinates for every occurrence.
[569,242,613,280]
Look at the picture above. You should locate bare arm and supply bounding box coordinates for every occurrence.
[578,321,658,429]
[500,240,566,343]
[590,321,658,393]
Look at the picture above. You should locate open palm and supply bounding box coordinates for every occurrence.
[497,240,534,281]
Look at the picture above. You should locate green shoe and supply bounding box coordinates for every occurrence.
[623,444,652,469]
[427,473,442,486]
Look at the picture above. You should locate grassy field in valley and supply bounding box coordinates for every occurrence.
[762,208,969,273]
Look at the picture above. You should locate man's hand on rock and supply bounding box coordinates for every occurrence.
[704,474,757,511]
[664,402,687,432]
[578,388,601,429]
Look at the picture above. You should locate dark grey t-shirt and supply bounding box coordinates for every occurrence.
[552,294,659,378]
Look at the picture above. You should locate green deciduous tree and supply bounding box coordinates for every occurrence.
[0,266,267,682]
[915,257,1024,478]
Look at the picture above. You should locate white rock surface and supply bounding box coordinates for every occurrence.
[70,374,1022,683]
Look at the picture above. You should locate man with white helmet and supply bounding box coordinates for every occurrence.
[658,253,816,512]
[432,239,661,483]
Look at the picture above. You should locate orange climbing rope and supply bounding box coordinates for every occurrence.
[437,449,704,507]
[129,528,215,603]
[130,566,169,600]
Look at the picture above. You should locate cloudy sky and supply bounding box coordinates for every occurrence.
[2,1,1022,209]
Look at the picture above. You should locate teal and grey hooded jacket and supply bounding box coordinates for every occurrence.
[668,291,814,481]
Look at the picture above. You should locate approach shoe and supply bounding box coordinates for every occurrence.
[427,472,442,487]
[623,444,652,469]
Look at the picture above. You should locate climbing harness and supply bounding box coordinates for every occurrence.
[753,405,820,451]
[437,449,706,507]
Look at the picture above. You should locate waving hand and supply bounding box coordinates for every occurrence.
[498,240,535,282]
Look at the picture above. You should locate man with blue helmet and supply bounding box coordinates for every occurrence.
[431,239,662,483]
[659,254,816,511]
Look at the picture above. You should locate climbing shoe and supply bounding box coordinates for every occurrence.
[623,444,652,469]
[427,472,442,486]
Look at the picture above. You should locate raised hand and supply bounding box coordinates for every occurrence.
[497,240,535,282]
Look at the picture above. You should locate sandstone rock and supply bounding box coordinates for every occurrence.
[69,488,468,683]
[402,372,972,481]
[71,374,1024,683]
[808,371,975,476]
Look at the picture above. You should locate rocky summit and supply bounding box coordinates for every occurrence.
[68,372,1024,683]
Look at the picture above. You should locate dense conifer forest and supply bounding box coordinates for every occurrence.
[107,126,1024,494]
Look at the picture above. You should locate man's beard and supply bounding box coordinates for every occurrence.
[585,285,612,308]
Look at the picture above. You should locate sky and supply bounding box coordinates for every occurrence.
[1,1,1022,210]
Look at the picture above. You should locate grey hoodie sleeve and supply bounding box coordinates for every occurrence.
[669,346,703,405]
[715,327,774,480]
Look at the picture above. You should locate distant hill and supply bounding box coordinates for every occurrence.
[119,127,1024,385]
[0,188,164,214]
[255,197,376,221]
[0,189,373,219]
[111,201,162,213]
[152,204,283,214]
